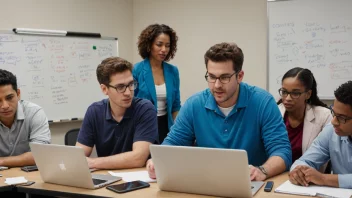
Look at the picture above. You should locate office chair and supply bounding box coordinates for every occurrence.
[65,128,80,146]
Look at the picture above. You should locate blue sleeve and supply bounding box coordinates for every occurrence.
[133,101,158,144]
[29,108,51,144]
[162,98,195,146]
[260,95,292,170]
[172,67,181,113]
[77,106,96,148]
[172,67,181,112]
[132,64,140,96]
[338,174,352,189]
[291,124,331,171]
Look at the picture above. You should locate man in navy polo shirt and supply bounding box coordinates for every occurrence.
[76,57,158,170]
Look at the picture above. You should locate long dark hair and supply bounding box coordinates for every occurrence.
[277,67,327,108]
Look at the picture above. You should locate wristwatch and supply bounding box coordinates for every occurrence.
[258,165,268,176]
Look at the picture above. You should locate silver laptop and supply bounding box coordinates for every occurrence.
[150,145,264,198]
[30,143,121,189]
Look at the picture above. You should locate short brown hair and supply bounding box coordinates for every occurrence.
[137,24,178,62]
[96,57,133,85]
[204,42,244,72]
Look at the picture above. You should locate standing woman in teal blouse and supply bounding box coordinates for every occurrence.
[133,24,181,143]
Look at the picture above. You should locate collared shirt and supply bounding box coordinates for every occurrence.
[78,98,158,157]
[0,100,51,156]
[163,82,292,169]
[291,124,352,189]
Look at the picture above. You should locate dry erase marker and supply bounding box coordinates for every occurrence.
[93,46,97,50]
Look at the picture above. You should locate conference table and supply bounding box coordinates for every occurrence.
[0,168,305,198]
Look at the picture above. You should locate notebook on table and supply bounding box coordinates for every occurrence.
[275,180,352,198]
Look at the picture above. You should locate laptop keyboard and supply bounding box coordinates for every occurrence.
[92,178,107,185]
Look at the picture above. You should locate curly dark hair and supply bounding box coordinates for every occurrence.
[277,67,327,108]
[0,69,17,91]
[334,81,352,110]
[137,24,178,62]
[204,42,244,72]
[96,57,133,85]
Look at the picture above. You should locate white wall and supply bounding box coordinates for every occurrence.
[0,0,269,145]
[0,0,133,144]
[133,0,268,103]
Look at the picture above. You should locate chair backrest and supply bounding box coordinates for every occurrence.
[65,128,80,146]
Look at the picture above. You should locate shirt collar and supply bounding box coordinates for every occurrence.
[340,136,351,144]
[105,99,134,121]
[16,101,25,120]
[205,82,249,111]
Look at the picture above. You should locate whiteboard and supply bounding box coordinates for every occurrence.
[268,0,352,99]
[0,32,118,121]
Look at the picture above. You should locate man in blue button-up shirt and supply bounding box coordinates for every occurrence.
[147,42,292,181]
[290,81,352,189]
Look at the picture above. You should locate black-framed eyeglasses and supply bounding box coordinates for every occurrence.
[204,71,237,84]
[107,81,138,93]
[278,88,307,99]
[330,106,352,124]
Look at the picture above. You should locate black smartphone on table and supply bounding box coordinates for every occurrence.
[21,165,38,172]
[264,181,274,192]
[106,180,150,193]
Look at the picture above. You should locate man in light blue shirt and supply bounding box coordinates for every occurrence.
[147,42,292,181]
[0,69,50,167]
[290,81,352,189]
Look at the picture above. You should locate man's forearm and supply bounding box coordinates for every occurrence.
[91,151,148,169]
[0,152,35,167]
[263,156,287,179]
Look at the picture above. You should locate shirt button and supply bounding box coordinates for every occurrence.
[225,129,228,132]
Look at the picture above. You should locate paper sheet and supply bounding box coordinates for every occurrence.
[0,166,8,170]
[275,180,352,198]
[108,170,156,183]
[5,177,28,185]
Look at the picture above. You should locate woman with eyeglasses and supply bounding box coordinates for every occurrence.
[133,24,181,144]
[277,67,332,163]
